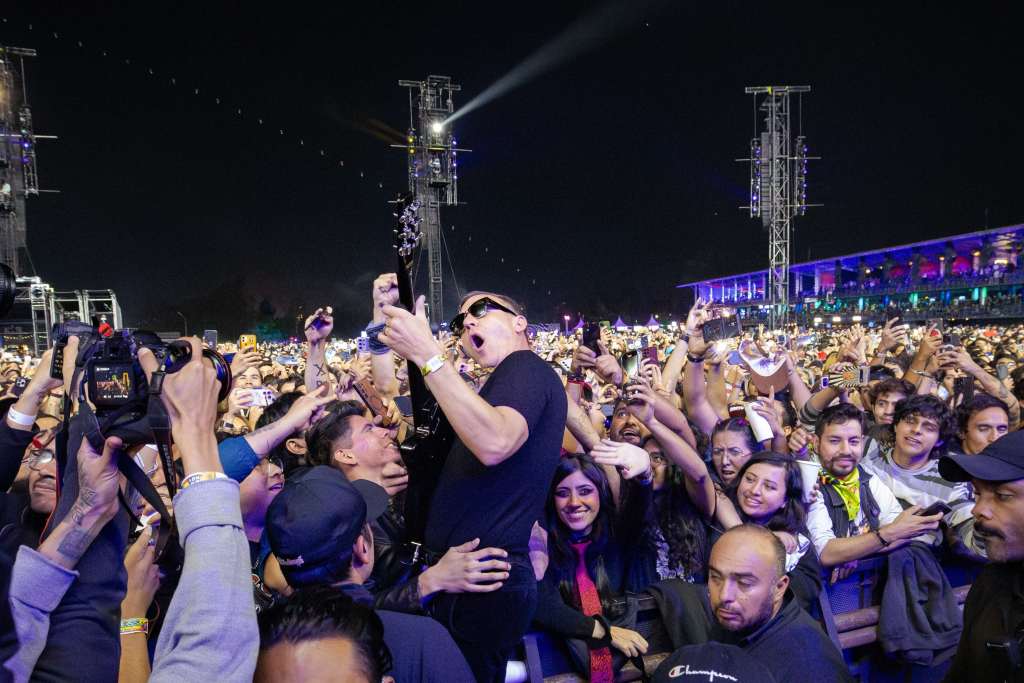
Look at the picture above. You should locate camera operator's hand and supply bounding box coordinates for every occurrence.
[8,347,63,432]
[594,341,624,386]
[378,296,444,368]
[591,438,652,481]
[229,350,261,378]
[372,274,400,322]
[304,306,334,347]
[122,525,162,619]
[37,435,123,570]
[139,338,222,474]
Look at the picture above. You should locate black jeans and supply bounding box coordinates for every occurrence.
[429,565,537,683]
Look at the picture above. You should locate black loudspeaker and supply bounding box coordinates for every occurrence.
[0,264,16,318]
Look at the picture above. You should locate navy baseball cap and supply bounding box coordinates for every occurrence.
[940,430,1024,483]
[652,642,776,683]
[266,466,388,587]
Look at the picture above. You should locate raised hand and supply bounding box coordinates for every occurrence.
[304,306,334,346]
[372,273,401,312]
[379,295,443,367]
[593,341,624,385]
[590,438,652,480]
[878,318,908,353]
[122,525,162,619]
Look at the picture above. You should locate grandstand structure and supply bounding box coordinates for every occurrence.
[677,223,1024,326]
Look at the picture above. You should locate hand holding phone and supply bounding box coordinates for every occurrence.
[917,501,951,518]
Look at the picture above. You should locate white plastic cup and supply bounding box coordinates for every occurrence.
[796,458,822,504]
[744,402,774,443]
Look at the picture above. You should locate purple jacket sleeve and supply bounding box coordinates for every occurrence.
[3,546,78,683]
[149,478,258,682]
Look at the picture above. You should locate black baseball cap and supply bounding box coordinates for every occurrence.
[266,466,388,587]
[652,642,776,683]
[940,430,1024,483]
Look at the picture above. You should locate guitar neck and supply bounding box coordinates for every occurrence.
[396,252,430,425]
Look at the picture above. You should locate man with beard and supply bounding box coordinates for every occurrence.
[707,525,851,682]
[805,403,943,582]
[940,431,1024,682]
[380,291,566,682]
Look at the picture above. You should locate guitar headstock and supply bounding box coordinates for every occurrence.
[391,194,422,265]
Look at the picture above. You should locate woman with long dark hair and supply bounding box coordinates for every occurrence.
[640,435,709,583]
[714,451,823,610]
[532,452,653,681]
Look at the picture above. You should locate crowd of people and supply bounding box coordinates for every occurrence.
[1,272,1024,682]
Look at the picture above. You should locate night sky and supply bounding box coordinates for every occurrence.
[2,2,1022,336]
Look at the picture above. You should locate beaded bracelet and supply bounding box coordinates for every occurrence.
[120,617,149,636]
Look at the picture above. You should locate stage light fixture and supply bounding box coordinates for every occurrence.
[431,121,443,134]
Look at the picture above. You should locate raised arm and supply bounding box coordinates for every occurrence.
[379,298,528,467]
[626,381,715,516]
[939,345,1021,430]
[303,306,333,392]
[681,300,719,436]
[369,273,401,400]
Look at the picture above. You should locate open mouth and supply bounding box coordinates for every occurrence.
[470,334,485,350]
[620,426,641,440]
[268,482,284,492]
[904,437,922,448]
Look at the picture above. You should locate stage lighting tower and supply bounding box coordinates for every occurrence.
[0,46,45,276]
[397,75,466,326]
[739,85,819,329]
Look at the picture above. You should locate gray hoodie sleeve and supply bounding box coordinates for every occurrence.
[149,477,258,682]
[3,546,78,683]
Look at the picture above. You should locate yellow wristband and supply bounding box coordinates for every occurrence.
[419,354,446,377]
[180,471,228,489]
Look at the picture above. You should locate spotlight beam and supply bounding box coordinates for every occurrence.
[444,0,670,126]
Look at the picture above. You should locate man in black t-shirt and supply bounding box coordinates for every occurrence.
[380,290,566,683]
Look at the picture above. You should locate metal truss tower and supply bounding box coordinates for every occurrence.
[0,46,46,276]
[740,85,817,329]
[397,76,465,326]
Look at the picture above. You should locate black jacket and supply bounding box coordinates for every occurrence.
[713,591,852,683]
[944,562,1024,683]
[648,581,851,683]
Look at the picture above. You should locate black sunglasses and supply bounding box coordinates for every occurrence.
[450,297,518,337]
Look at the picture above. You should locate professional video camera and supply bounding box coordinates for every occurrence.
[50,322,232,440]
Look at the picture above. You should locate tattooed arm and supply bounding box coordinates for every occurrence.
[4,436,121,681]
[303,306,334,392]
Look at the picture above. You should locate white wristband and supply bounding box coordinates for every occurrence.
[7,407,37,426]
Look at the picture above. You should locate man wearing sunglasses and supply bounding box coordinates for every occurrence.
[379,291,567,683]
